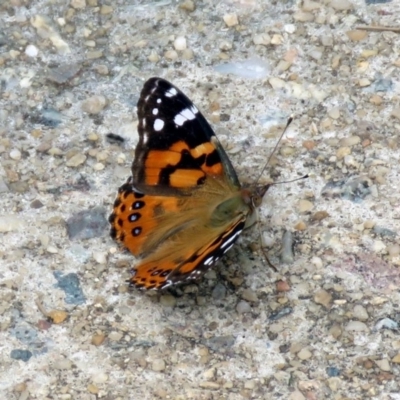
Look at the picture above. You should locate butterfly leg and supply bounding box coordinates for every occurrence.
[257,220,278,272]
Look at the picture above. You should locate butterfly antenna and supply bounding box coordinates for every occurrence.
[271,174,309,186]
[255,116,293,185]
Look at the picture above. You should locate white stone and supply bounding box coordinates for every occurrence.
[10,149,21,160]
[174,36,187,51]
[25,44,39,57]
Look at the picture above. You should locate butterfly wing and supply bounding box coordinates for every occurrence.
[109,78,249,289]
[133,77,240,191]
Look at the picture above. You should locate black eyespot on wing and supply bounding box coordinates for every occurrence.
[132,227,142,236]
[132,201,145,209]
[129,213,141,222]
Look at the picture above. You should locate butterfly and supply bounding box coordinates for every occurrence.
[109,77,275,290]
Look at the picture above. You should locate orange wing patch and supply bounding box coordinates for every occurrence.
[109,180,180,257]
[141,140,223,188]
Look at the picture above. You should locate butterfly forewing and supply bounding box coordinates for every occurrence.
[134,77,240,191]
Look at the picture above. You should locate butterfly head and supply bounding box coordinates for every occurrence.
[241,183,272,211]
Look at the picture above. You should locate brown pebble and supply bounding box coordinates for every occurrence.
[370,95,383,105]
[392,354,400,363]
[362,139,371,147]
[346,30,367,41]
[314,289,332,308]
[310,211,329,222]
[47,310,68,324]
[180,0,195,11]
[14,383,27,392]
[329,324,342,339]
[91,333,106,346]
[302,140,315,150]
[37,319,52,330]
[276,280,291,292]
[294,220,307,230]
[87,384,99,394]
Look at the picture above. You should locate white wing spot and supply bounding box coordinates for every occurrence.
[141,118,146,128]
[223,244,234,254]
[157,98,162,104]
[154,118,164,131]
[165,87,178,97]
[204,256,214,265]
[174,106,198,126]
[221,230,242,249]
[152,108,159,115]
[162,280,173,289]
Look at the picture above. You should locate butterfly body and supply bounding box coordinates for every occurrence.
[109,78,271,290]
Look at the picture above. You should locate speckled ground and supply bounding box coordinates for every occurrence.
[1,0,400,399]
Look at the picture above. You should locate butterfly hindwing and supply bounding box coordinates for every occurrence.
[130,218,246,290]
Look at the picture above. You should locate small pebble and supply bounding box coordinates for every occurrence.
[359,78,371,87]
[253,33,271,46]
[339,136,361,147]
[81,95,107,114]
[241,288,258,302]
[25,44,39,57]
[346,30,367,41]
[211,283,226,300]
[391,108,400,120]
[66,153,86,167]
[108,331,123,341]
[92,372,108,384]
[10,349,32,362]
[330,0,353,10]
[345,321,369,332]
[310,211,329,222]
[87,384,99,395]
[271,34,283,45]
[10,149,21,160]
[236,300,251,314]
[91,334,106,346]
[93,162,105,171]
[293,11,314,22]
[152,359,166,372]
[100,4,113,14]
[54,271,86,305]
[392,354,400,364]
[54,358,73,370]
[387,244,400,257]
[328,107,340,119]
[352,305,369,321]
[375,359,391,372]
[281,231,294,263]
[336,147,351,159]
[223,14,238,27]
[294,220,307,230]
[314,289,332,308]
[180,0,195,11]
[160,294,177,307]
[298,199,313,213]
[47,310,68,324]
[329,324,342,339]
[297,348,312,360]
[174,36,187,51]
[71,0,86,9]
[276,280,290,292]
[164,50,178,60]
